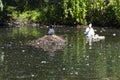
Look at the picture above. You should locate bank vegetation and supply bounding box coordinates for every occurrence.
[0,0,120,27]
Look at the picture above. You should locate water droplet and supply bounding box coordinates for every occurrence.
[112,60,115,62]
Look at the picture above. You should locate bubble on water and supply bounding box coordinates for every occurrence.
[68,44,72,47]
[99,53,102,55]
[62,68,65,70]
[28,63,30,66]
[16,62,19,65]
[94,29,97,32]
[1,52,4,54]
[83,55,86,57]
[22,50,25,52]
[113,33,116,36]
[67,30,70,31]
[70,72,73,75]
[85,58,88,60]
[86,64,89,66]
[58,2,61,4]
[112,60,115,62]
[31,74,35,77]
[71,67,73,69]
[37,42,39,44]
[1,47,4,49]
[75,72,78,75]
[30,55,33,57]
[100,30,103,33]
[86,56,89,58]
[41,61,46,63]
[89,46,92,49]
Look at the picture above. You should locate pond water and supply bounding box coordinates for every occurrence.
[0,26,120,80]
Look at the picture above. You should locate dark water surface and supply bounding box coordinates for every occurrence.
[0,26,120,80]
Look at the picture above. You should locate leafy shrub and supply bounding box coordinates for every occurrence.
[18,10,40,23]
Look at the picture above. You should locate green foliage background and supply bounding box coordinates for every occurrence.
[0,0,120,27]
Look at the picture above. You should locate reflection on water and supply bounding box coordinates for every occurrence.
[85,34,105,49]
[0,52,4,65]
[0,26,120,80]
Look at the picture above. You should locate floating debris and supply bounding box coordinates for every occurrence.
[27,35,66,52]
[41,61,47,64]
[112,33,116,36]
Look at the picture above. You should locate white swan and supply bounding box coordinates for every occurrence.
[85,24,105,46]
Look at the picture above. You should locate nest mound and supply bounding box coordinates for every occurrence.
[27,35,66,51]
